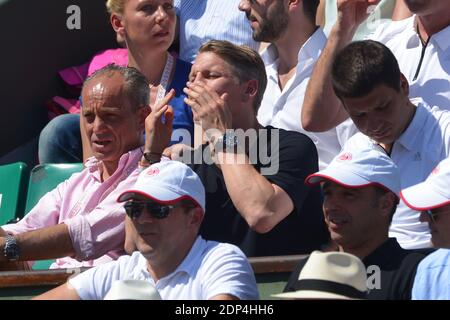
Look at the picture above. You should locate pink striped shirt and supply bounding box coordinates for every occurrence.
[3,148,143,269]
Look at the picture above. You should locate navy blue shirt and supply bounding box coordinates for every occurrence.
[168,58,194,146]
[188,127,329,257]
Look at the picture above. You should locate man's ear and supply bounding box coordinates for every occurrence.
[242,79,258,104]
[188,207,204,228]
[379,192,397,218]
[400,73,409,97]
[138,105,151,130]
[288,0,301,9]
[111,13,125,38]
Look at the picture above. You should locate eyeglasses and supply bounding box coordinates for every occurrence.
[124,201,179,220]
[423,209,450,222]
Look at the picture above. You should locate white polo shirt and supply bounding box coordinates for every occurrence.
[335,16,450,152]
[370,15,450,109]
[258,28,343,169]
[174,0,259,63]
[343,98,450,249]
[69,237,259,300]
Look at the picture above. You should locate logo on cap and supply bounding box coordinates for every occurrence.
[338,152,352,162]
[147,168,160,177]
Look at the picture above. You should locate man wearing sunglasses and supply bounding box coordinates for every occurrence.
[401,158,450,299]
[35,161,259,300]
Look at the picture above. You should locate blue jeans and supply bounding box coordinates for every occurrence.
[38,114,82,163]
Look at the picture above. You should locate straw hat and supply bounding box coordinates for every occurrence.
[273,251,368,299]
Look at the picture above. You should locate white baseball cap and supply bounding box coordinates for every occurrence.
[305,146,401,195]
[272,251,368,300]
[117,161,206,212]
[104,280,161,300]
[401,157,450,210]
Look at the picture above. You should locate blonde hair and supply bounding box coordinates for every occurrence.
[106,0,125,15]
[199,40,267,113]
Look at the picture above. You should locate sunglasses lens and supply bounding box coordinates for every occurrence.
[148,204,171,219]
[124,202,140,219]
[125,200,178,220]
[125,201,174,220]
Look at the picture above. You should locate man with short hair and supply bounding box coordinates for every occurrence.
[141,40,329,257]
[284,146,430,300]
[239,0,343,169]
[35,161,259,300]
[400,158,450,299]
[0,65,150,270]
[327,40,450,249]
[302,0,450,133]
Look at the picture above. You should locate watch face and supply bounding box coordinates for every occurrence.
[224,133,238,148]
[4,236,20,261]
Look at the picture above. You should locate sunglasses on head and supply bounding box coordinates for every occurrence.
[124,200,179,220]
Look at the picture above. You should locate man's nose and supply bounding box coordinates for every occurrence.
[369,118,384,132]
[238,0,250,12]
[93,117,107,133]
[323,197,338,212]
[135,210,157,224]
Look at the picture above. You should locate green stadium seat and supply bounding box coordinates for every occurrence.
[24,163,84,215]
[24,163,84,270]
[0,162,29,225]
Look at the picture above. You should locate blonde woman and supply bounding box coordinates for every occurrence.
[83,0,194,160]
[40,0,194,164]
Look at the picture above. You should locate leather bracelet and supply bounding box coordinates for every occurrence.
[143,152,162,165]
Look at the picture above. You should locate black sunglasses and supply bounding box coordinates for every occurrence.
[124,201,179,220]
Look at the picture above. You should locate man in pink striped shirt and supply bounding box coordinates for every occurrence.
[0,65,151,270]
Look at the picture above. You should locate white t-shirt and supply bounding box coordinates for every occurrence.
[343,99,450,249]
[340,15,450,147]
[69,237,259,300]
[370,15,450,109]
[258,29,344,170]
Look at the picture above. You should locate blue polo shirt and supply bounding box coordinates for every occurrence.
[413,249,450,300]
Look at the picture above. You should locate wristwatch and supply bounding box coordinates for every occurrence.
[214,131,239,152]
[4,235,20,261]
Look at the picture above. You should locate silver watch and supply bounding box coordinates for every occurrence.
[4,235,20,261]
[214,131,239,151]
